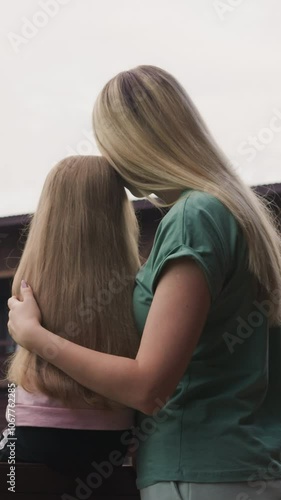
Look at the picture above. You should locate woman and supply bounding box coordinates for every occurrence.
[8,66,281,499]
[1,155,140,477]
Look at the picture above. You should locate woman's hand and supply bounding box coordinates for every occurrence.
[8,281,42,350]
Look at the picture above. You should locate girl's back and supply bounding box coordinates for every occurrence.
[0,155,140,474]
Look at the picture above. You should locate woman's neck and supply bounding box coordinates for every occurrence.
[156,188,186,204]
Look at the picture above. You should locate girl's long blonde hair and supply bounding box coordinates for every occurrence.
[7,155,140,407]
[93,65,281,325]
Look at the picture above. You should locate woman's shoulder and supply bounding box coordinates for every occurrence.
[165,189,238,231]
[156,189,245,266]
[180,188,231,213]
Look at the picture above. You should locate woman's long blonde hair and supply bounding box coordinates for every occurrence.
[93,65,281,325]
[7,156,140,407]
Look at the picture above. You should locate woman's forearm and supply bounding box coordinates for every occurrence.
[9,260,209,415]
[31,325,152,413]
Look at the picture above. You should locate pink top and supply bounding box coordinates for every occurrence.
[8,386,134,430]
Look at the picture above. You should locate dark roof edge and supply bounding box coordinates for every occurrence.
[0,214,32,228]
[1,183,280,227]
[0,201,159,227]
[252,182,281,196]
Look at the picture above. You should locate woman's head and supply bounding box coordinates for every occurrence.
[93,66,281,324]
[7,155,140,407]
[92,65,231,197]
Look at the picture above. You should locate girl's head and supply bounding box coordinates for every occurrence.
[93,65,281,324]
[7,155,140,407]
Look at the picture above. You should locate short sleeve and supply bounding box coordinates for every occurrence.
[149,192,239,303]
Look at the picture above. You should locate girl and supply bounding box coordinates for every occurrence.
[1,155,140,477]
[8,66,281,499]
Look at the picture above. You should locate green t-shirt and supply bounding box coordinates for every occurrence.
[133,188,281,489]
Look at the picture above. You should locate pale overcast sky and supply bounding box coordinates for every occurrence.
[0,0,280,217]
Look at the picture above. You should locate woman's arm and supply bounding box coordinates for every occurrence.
[8,259,210,415]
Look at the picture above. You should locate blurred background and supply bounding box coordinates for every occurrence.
[0,0,281,420]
